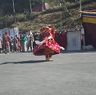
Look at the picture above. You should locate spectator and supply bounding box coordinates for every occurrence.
[3,32,11,53]
[0,34,2,53]
[10,36,15,52]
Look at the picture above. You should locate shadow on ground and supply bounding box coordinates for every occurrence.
[0,60,52,65]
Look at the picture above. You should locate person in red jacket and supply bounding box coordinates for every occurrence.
[3,32,11,53]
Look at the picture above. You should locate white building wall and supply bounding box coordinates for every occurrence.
[67,31,81,51]
[0,27,19,38]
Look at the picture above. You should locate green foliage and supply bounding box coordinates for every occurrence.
[15,14,26,22]
[0,0,42,15]
[0,0,77,15]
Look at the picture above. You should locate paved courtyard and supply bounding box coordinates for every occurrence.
[0,51,96,95]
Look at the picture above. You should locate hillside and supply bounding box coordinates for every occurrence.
[11,9,80,32]
[8,2,81,32]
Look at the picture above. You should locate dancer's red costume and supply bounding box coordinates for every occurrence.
[33,26,61,61]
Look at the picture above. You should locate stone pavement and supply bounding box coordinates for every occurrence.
[0,52,96,95]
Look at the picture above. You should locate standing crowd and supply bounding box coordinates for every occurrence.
[0,31,34,54]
